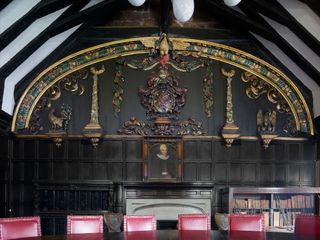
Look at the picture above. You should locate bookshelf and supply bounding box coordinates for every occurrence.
[221,187,320,232]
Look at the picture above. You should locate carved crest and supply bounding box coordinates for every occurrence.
[139,67,187,121]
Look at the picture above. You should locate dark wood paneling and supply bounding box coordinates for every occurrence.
[242,163,256,184]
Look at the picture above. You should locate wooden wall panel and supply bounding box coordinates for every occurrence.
[183,163,197,181]
[230,163,241,182]
[260,164,273,184]
[199,163,212,181]
[242,163,256,184]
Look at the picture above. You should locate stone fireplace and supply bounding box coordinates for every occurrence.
[123,183,214,221]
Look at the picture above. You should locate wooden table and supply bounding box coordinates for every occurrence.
[21,230,315,240]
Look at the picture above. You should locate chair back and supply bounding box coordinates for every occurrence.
[123,215,156,232]
[67,215,103,234]
[229,214,265,232]
[294,214,320,237]
[178,214,211,231]
[0,216,41,240]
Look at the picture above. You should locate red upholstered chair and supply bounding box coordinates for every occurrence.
[0,216,41,240]
[294,214,320,237]
[123,215,156,232]
[229,214,265,232]
[67,215,103,234]
[178,214,211,231]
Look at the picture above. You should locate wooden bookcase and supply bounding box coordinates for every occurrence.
[34,181,114,235]
[221,187,320,232]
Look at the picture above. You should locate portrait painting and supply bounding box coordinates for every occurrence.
[143,138,183,181]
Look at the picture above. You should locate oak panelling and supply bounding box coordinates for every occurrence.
[53,162,65,180]
[274,144,287,161]
[98,140,123,161]
[183,163,197,181]
[125,140,142,162]
[184,141,197,161]
[242,163,256,184]
[67,140,80,160]
[289,143,301,161]
[24,140,36,159]
[215,163,228,183]
[38,162,50,180]
[260,164,273,184]
[126,162,142,181]
[288,164,300,183]
[274,164,287,186]
[230,163,241,182]
[38,140,51,159]
[199,163,212,181]
[67,162,80,180]
[239,141,260,161]
[93,163,108,180]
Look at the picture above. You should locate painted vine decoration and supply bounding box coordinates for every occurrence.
[203,63,214,118]
[112,63,125,117]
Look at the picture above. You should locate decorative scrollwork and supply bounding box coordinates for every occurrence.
[241,71,290,114]
[118,116,206,136]
[175,118,207,136]
[28,98,49,134]
[118,117,151,135]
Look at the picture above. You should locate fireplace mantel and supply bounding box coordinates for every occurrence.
[123,182,214,221]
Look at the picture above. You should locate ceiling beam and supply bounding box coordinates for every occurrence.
[299,0,320,17]
[0,0,77,52]
[0,0,126,85]
[0,0,12,12]
[203,0,320,85]
[243,0,320,56]
[239,2,320,85]
[203,0,275,42]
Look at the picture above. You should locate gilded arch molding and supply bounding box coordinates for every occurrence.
[11,37,314,135]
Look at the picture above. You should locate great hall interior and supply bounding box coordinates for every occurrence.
[0,0,320,239]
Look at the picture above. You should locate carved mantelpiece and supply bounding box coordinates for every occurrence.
[123,182,214,221]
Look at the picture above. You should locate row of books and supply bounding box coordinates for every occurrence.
[232,195,314,210]
[232,199,269,209]
[272,195,314,209]
[272,211,314,227]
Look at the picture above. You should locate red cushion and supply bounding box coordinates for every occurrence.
[178,214,211,231]
[229,214,265,232]
[0,216,41,240]
[67,215,103,234]
[294,214,320,237]
[123,215,156,232]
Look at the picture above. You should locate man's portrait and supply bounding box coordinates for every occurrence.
[148,143,177,180]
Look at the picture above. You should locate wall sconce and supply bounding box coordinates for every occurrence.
[257,110,278,149]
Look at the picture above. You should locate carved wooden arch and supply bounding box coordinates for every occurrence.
[11,37,314,135]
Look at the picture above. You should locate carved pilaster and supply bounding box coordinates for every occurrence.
[221,68,240,147]
[83,65,105,148]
